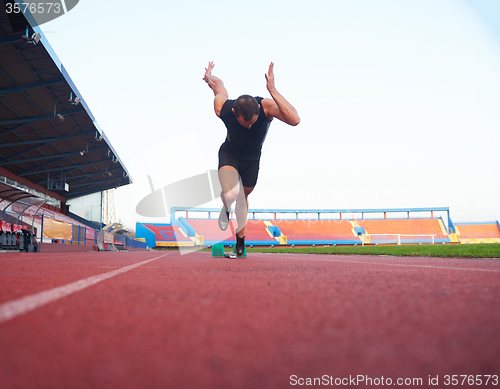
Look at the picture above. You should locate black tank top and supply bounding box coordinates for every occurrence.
[219,96,271,160]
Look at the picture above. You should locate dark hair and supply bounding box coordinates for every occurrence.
[233,95,259,121]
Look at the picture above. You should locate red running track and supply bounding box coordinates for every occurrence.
[0,250,499,389]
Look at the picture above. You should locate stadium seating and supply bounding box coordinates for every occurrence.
[143,224,193,247]
[181,219,278,246]
[242,220,280,245]
[0,221,37,251]
[270,219,360,245]
[20,205,95,243]
[179,216,451,246]
[357,218,449,244]
[181,219,232,244]
[139,209,500,248]
[0,221,12,248]
[455,223,500,243]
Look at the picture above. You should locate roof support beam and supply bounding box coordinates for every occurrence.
[0,130,95,148]
[19,158,112,177]
[64,166,125,183]
[65,180,130,199]
[0,35,24,45]
[0,151,78,166]
[0,105,84,125]
[68,175,128,190]
[35,166,125,187]
[0,144,108,166]
[0,77,65,95]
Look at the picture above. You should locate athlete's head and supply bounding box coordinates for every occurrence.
[233,95,259,128]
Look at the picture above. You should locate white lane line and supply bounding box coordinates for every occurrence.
[252,252,500,273]
[318,259,500,273]
[0,253,170,324]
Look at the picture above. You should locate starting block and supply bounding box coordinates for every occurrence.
[211,243,247,258]
[233,244,247,258]
[212,243,225,257]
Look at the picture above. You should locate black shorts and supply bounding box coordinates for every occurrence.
[218,143,260,188]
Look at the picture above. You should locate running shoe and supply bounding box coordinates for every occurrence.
[236,234,245,256]
[218,208,229,231]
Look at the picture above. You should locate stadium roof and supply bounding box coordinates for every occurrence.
[0,1,131,200]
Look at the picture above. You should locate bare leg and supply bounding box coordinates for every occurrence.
[218,165,240,211]
[235,186,254,238]
[218,166,253,236]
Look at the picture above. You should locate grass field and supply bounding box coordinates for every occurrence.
[242,243,500,259]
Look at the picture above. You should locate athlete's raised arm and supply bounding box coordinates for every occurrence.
[262,62,300,126]
[203,62,228,118]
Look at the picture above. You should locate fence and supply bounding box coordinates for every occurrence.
[1,181,146,252]
[39,214,96,246]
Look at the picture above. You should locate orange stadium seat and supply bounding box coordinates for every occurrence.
[143,224,192,243]
[359,218,440,235]
[163,209,457,247]
[270,219,360,245]
[455,223,500,239]
[357,218,449,243]
[183,219,278,245]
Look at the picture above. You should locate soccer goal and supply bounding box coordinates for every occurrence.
[362,234,435,245]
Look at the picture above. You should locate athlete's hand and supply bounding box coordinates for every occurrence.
[203,61,215,84]
[265,62,277,93]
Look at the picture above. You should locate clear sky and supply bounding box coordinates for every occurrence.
[41,0,500,229]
